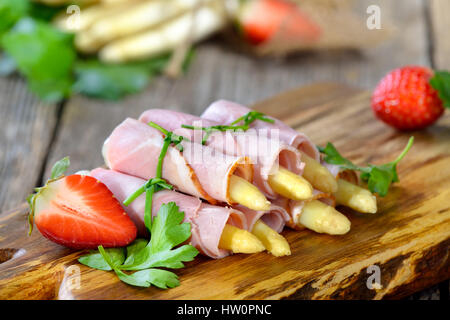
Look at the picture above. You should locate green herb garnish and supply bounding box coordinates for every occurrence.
[79,202,198,289]
[2,17,76,102]
[318,137,414,197]
[181,111,275,145]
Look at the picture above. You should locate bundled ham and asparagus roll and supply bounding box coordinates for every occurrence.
[201,100,377,215]
[138,108,350,235]
[96,99,379,258]
[138,109,306,200]
[91,168,290,257]
[102,118,273,211]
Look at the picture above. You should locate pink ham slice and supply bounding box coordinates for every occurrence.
[323,162,359,185]
[234,204,290,233]
[90,168,248,259]
[103,118,253,205]
[139,109,304,199]
[200,100,320,161]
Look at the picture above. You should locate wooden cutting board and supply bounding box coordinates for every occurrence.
[0,83,449,300]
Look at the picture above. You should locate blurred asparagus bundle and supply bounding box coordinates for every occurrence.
[49,0,235,64]
[1,0,391,102]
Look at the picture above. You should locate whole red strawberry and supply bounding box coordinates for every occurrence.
[372,66,450,130]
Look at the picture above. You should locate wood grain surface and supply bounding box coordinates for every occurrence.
[0,0,448,299]
[0,83,448,300]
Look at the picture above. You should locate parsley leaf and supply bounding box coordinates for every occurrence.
[115,268,180,289]
[0,0,29,35]
[317,143,358,170]
[78,202,199,289]
[72,60,152,100]
[319,137,414,197]
[0,53,16,76]
[78,247,125,271]
[1,17,75,102]
[122,202,197,270]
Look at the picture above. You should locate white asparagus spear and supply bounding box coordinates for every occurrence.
[268,167,313,201]
[299,200,351,235]
[76,0,216,53]
[53,0,141,32]
[251,220,291,257]
[99,0,228,63]
[219,224,265,254]
[334,179,377,214]
[301,152,338,193]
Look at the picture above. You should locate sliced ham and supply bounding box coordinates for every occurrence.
[102,118,253,205]
[200,100,320,161]
[90,168,248,259]
[139,109,304,199]
[323,162,359,185]
[234,204,290,233]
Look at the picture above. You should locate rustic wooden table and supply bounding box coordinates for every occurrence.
[0,0,448,300]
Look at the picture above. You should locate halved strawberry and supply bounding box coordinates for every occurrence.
[237,0,321,45]
[30,174,137,249]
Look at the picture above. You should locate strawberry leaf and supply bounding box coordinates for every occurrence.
[430,71,450,109]
[50,156,70,179]
[27,157,71,235]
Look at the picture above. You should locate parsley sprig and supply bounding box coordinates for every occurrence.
[79,202,198,289]
[181,111,275,145]
[318,137,414,197]
[79,122,198,289]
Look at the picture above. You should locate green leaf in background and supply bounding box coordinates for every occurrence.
[1,17,76,102]
[72,60,153,100]
[0,53,16,76]
[29,2,65,22]
[0,0,29,35]
[430,71,450,109]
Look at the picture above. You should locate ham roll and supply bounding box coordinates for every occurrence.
[139,109,304,199]
[200,100,320,161]
[323,162,359,184]
[90,168,247,259]
[234,204,290,233]
[199,101,342,229]
[102,118,253,205]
